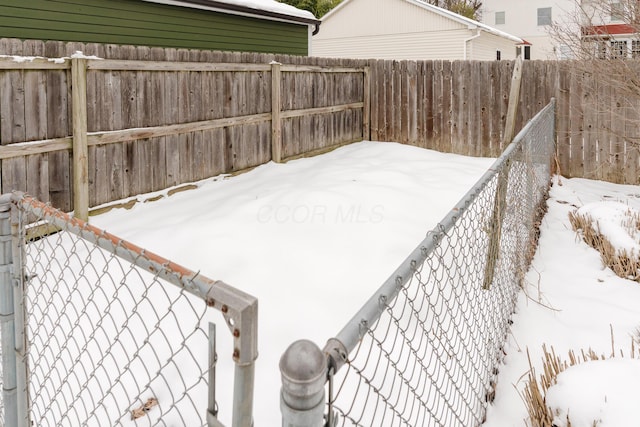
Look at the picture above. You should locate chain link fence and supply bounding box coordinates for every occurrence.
[0,194,257,427]
[281,100,556,427]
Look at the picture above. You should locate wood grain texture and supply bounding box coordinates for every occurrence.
[1,39,639,215]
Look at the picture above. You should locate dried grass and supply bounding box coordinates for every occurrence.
[524,336,638,427]
[569,208,640,282]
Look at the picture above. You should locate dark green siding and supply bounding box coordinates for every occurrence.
[0,0,309,55]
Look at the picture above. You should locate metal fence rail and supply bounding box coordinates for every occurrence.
[0,193,257,427]
[281,100,556,426]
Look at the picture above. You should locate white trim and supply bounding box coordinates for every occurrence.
[463,29,482,59]
[142,0,315,26]
[322,0,522,43]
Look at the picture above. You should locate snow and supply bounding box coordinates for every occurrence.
[483,176,640,427]
[575,201,640,255]
[142,0,316,21]
[27,140,640,425]
[545,359,640,427]
[89,141,495,425]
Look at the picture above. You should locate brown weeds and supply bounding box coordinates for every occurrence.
[569,208,640,282]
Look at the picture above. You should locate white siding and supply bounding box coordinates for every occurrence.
[471,32,519,60]
[480,0,578,59]
[314,0,462,39]
[312,0,519,60]
[314,28,470,60]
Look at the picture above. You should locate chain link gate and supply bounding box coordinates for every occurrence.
[0,193,257,427]
[280,100,556,427]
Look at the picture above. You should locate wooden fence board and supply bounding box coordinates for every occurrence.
[46,68,71,211]
[609,81,626,183]
[442,61,453,153]
[568,70,584,179]
[2,37,640,216]
[582,70,599,181]
[24,69,49,202]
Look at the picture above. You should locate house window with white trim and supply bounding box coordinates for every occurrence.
[495,11,505,25]
[537,7,552,26]
[632,40,640,58]
[610,40,627,59]
[596,40,608,59]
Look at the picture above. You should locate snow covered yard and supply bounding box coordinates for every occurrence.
[484,176,640,427]
[21,139,639,426]
[90,141,496,426]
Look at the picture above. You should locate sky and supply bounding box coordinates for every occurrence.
[21,140,640,426]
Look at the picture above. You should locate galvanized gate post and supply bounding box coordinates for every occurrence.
[280,340,326,427]
[0,196,17,426]
[10,197,30,427]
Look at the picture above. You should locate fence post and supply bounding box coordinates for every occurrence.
[71,57,89,221]
[280,340,326,427]
[271,62,282,163]
[10,198,29,427]
[483,56,523,290]
[363,66,371,141]
[0,196,17,427]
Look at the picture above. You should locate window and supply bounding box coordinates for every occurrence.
[557,44,573,60]
[517,45,532,60]
[610,2,624,22]
[537,7,552,26]
[496,50,501,60]
[495,11,505,25]
[632,40,640,58]
[610,40,628,59]
[594,40,608,59]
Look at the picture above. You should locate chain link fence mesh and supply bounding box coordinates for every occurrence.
[21,201,211,426]
[323,101,555,427]
[0,195,258,427]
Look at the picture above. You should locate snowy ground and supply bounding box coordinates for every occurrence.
[90,141,495,426]
[82,142,640,426]
[483,176,640,427]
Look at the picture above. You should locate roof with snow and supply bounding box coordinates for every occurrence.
[143,0,318,25]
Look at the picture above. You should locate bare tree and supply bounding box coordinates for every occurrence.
[549,0,640,156]
[426,0,483,19]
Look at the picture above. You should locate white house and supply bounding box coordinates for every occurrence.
[580,0,640,59]
[480,0,579,59]
[311,0,523,61]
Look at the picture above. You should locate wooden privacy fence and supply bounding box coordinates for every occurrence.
[0,56,368,219]
[366,59,639,185]
[1,37,638,219]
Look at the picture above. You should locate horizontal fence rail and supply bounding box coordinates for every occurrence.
[0,192,258,427]
[280,100,556,427]
[0,46,369,218]
[0,38,638,227]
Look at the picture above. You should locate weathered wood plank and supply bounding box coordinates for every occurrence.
[568,69,584,179]
[23,68,50,202]
[581,70,598,181]
[441,61,452,153]
[0,58,69,70]
[271,62,282,162]
[451,61,464,154]
[1,66,27,196]
[164,48,181,187]
[478,62,491,157]
[120,46,139,198]
[71,58,89,220]
[88,59,271,72]
[46,65,71,211]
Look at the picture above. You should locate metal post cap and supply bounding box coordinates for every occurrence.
[280,339,326,399]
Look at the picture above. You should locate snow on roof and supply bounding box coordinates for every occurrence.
[143,0,316,22]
